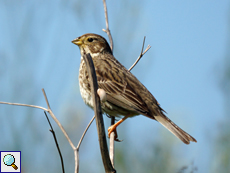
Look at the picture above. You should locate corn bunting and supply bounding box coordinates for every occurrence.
[72,33,197,144]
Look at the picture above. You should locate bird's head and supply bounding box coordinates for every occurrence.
[72,33,112,56]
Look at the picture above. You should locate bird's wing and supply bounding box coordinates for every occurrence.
[96,66,150,116]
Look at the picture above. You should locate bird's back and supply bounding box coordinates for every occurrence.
[91,52,164,120]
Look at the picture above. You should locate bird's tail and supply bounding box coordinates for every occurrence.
[154,114,197,144]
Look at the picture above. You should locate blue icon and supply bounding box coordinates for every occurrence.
[3,154,18,170]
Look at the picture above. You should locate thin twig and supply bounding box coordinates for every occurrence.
[102,0,113,51]
[42,89,51,110]
[0,101,48,112]
[77,116,95,150]
[128,37,151,71]
[76,115,95,172]
[44,111,65,173]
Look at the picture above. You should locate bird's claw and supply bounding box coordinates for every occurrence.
[108,125,123,142]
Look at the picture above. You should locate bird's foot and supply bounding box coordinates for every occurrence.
[108,125,122,142]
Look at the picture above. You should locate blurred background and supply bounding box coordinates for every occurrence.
[0,0,229,172]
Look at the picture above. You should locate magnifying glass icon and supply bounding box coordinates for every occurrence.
[3,154,18,170]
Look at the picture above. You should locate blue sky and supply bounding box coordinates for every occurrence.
[0,0,229,172]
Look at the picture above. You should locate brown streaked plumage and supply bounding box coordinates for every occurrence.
[72,33,197,144]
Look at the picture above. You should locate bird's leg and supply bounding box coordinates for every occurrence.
[108,115,129,141]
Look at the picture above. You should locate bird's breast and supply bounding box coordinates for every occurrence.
[79,58,94,108]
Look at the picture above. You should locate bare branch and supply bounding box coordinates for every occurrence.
[128,37,151,71]
[82,53,116,173]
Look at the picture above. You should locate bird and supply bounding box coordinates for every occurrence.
[72,33,197,144]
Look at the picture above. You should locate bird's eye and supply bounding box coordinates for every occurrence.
[87,38,94,42]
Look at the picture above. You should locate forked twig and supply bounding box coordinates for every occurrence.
[0,90,78,173]
[129,37,151,71]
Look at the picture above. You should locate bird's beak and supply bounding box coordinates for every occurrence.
[72,37,83,46]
